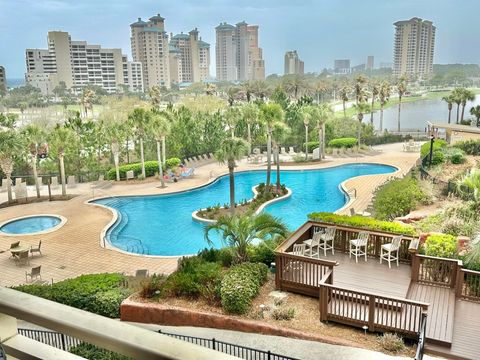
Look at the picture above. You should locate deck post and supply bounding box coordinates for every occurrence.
[275,254,282,290]
[455,268,463,297]
[368,295,375,332]
[319,285,328,322]
[411,254,420,283]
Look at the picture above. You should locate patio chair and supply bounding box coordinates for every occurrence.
[25,266,42,283]
[15,250,30,266]
[50,176,59,189]
[289,147,296,155]
[303,232,322,258]
[10,241,20,258]
[30,240,42,257]
[280,147,287,154]
[135,269,149,278]
[291,243,306,256]
[285,244,306,272]
[317,226,337,256]
[349,231,369,263]
[181,168,195,179]
[380,236,402,268]
[67,175,77,188]
[349,208,355,216]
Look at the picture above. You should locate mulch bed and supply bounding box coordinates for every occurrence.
[0,194,78,209]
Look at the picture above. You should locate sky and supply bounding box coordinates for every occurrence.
[0,0,478,79]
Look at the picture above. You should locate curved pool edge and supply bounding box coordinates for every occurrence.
[192,186,293,225]
[0,214,68,237]
[86,162,399,257]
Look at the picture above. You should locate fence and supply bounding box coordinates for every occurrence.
[455,268,480,302]
[411,254,462,288]
[18,328,298,360]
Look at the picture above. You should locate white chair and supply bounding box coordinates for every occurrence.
[50,176,59,189]
[318,227,337,256]
[380,236,402,268]
[349,231,369,263]
[292,244,306,256]
[67,175,76,188]
[280,147,287,154]
[289,146,296,155]
[303,232,322,258]
[286,244,306,271]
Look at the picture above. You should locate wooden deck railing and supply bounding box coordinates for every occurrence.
[455,268,480,302]
[275,253,337,297]
[411,254,462,288]
[319,283,428,339]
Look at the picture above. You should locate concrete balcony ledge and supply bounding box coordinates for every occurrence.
[0,287,236,360]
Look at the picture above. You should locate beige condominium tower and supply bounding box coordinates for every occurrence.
[130,14,170,90]
[284,50,304,75]
[393,17,435,79]
[0,66,6,93]
[215,21,265,81]
[168,28,210,85]
[26,31,142,95]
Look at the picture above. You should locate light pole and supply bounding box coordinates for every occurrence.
[428,134,435,166]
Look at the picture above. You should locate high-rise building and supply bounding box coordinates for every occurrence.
[26,31,141,95]
[169,29,210,84]
[393,17,435,78]
[215,21,265,81]
[284,50,304,75]
[366,56,374,70]
[0,66,6,93]
[334,59,351,75]
[130,14,170,90]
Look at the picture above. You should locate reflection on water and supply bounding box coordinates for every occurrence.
[368,97,480,131]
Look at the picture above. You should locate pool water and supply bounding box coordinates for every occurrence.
[94,164,396,256]
[0,216,62,235]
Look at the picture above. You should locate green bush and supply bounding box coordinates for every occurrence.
[453,139,480,155]
[420,139,448,158]
[372,176,429,220]
[444,148,466,164]
[220,262,268,314]
[307,212,416,236]
[13,273,130,318]
[248,237,283,265]
[424,233,457,258]
[69,343,131,360]
[197,247,234,267]
[106,158,181,180]
[328,137,358,148]
[303,141,320,153]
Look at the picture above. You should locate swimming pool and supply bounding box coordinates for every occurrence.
[0,215,63,235]
[93,163,396,256]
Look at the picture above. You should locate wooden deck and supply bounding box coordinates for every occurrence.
[407,283,455,346]
[426,299,480,360]
[317,252,412,298]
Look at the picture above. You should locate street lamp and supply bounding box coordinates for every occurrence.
[428,134,435,166]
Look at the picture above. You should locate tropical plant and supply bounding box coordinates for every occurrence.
[378,82,391,131]
[315,103,333,158]
[460,88,476,122]
[471,105,480,127]
[224,106,242,138]
[369,81,379,125]
[150,112,171,187]
[80,88,95,118]
[396,76,407,132]
[205,212,288,263]
[283,74,308,99]
[260,103,284,188]
[354,75,367,105]
[241,103,259,154]
[128,108,151,178]
[442,94,454,124]
[103,120,127,182]
[49,126,77,196]
[0,130,23,203]
[271,122,290,192]
[451,87,463,124]
[339,84,351,118]
[457,168,480,203]
[21,124,46,198]
[149,85,162,109]
[352,102,370,145]
[214,138,248,214]
[299,106,314,160]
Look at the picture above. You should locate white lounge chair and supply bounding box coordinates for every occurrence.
[318,226,337,256]
[380,236,402,268]
[280,147,287,154]
[14,183,27,200]
[288,147,296,155]
[67,175,76,188]
[349,231,369,263]
[50,176,59,189]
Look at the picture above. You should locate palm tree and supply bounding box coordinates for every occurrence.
[271,122,290,192]
[354,75,367,105]
[251,80,270,100]
[442,94,454,124]
[299,106,313,160]
[149,85,162,109]
[49,126,76,196]
[314,80,329,103]
[369,82,379,125]
[470,105,480,127]
[314,103,333,159]
[456,168,480,203]
[283,74,308,99]
[21,124,45,198]
[0,130,23,203]
[104,121,126,181]
[452,88,463,124]
[205,83,217,96]
[205,212,288,263]
[224,107,242,138]
[460,89,476,122]
[260,103,284,188]
[339,84,351,118]
[128,108,151,178]
[396,76,407,132]
[353,102,371,146]
[80,88,95,118]
[215,138,247,214]
[378,82,391,132]
[150,112,171,188]
[241,103,259,154]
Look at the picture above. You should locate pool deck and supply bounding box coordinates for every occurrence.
[0,143,420,287]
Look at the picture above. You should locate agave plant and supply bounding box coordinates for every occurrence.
[457,168,480,203]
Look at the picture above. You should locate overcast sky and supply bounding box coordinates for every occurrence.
[0,0,478,79]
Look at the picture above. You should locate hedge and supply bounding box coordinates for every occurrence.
[328,137,358,148]
[13,273,131,318]
[303,141,320,153]
[106,158,181,180]
[220,262,268,314]
[424,233,457,258]
[70,343,131,360]
[453,139,480,155]
[308,212,416,236]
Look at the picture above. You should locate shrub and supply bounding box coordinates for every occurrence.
[69,343,131,360]
[454,139,480,155]
[420,139,448,158]
[328,137,358,148]
[307,212,416,236]
[220,262,268,314]
[13,273,130,318]
[106,158,181,180]
[197,247,234,267]
[139,274,166,299]
[248,237,283,265]
[444,147,466,164]
[303,141,320,153]
[372,176,429,220]
[424,233,457,258]
[377,333,406,353]
[272,307,295,320]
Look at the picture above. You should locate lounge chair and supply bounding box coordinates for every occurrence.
[135,269,149,278]
[349,231,370,263]
[14,183,27,200]
[289,147,296,155]
[26,266,42,283]
[280,147,287,154]
[126,170,135,181]
[15,250,30,266]
[50,176,59,189]
[67,175,76,188]
[30,240,42,257]
[181,168,195,179]
[14,178,23,186]
[317,226,337,256]
[380,236,402,268]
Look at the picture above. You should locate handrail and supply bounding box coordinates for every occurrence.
[415,312,428,360]
[411,254,462,288]
[456,267,480,301]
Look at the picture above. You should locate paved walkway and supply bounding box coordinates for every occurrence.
[0,143,419,286]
